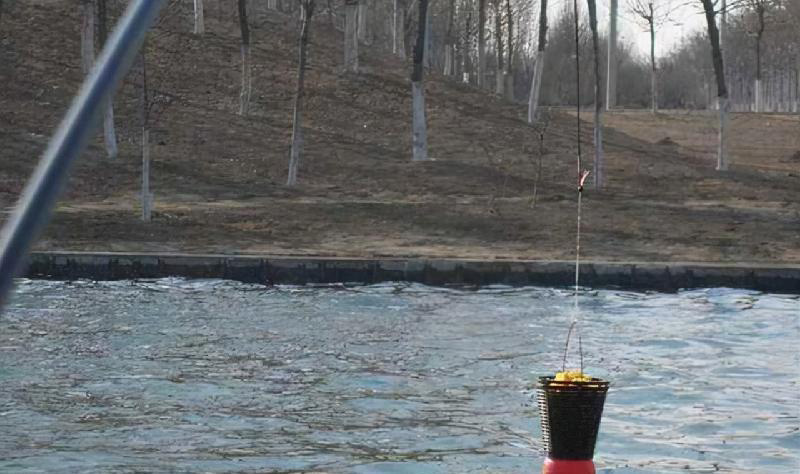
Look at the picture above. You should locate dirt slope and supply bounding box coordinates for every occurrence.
[1,1,798,263]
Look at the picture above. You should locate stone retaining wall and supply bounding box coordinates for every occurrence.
[24,252,800,293]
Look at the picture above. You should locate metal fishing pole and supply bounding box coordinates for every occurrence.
[0,0,166,310]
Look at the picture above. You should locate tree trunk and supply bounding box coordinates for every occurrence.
[606,0,617,110]
[700,0,728,171]
[193,0,205,35]
[527,0,547,123]
[754,37,762,112]
[720,0,726,82]
[141,127,151,221]
[463,10,473,83]
[96,0,117,159]
[357,0,368,43]
[477,0,486,89]
[444,0,455,75]
[754,5,764,112]
[649,10,656,114]
[494,1,504,96]
[395,0,406,57]
[238,0,252,115]
[344,0,359,72]
[504,0,513,100]
[288,0,315,186]
[411,0,429,161]
[587,0,603,189]
[81,0,95,75]
[444,45,454,75]
[393,0,399,54]
[140,50,152,222]
[423,5,431,69]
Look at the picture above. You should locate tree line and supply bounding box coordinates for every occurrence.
[43,0,800,220]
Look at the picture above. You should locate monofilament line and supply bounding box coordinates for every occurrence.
[562,0,585,374]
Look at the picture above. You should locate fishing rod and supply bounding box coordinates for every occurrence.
[0,0,166,310]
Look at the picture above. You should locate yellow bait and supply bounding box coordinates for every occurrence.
[554,370,593,382]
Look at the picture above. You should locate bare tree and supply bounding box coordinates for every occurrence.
[344,0,359,72]
[287,0,316,186]
[628,0,672,113]
[238,0,252,115]
[194,0,205,35]
[527,0,547,123]
[606,0,618,110]
[587,0,603,188]
[411,0,430,161]
[700,0,729,170]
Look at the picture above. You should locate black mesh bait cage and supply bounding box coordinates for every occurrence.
[537,376,610,460]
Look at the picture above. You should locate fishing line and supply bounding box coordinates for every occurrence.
[562,0,585,374]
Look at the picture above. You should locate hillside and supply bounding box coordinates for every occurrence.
[1,1,798,264]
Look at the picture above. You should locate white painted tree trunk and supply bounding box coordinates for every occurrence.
[393,0,399,54]
[594,108,603,187]
[587,0,603,189]
[287,106,303,185]
[717,97,730,171]
[443,45,454,76]
[103,103,118,159]
[357,0,368,42]
[649,19,657,114]
[394,0,405,57]
[81,0,94,75]
[288,1,313,186]
[239,45,252,115]
[606,0,617,110]
[528,0,547,123]
[344,0,359,72]
[494,3,503,96]
[755,79,762,113]
[141,128,152,222]
[86,0,118,159]
[412,81,428,161]
[193,0,205,35]
[527,54,545,123]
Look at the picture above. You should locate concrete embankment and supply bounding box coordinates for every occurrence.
[23,252,800,293]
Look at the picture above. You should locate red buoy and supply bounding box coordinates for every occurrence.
[542,458,595,474]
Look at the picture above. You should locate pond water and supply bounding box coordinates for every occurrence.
[0,279,797,473]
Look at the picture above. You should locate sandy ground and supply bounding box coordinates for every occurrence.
[1,2,798,264]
